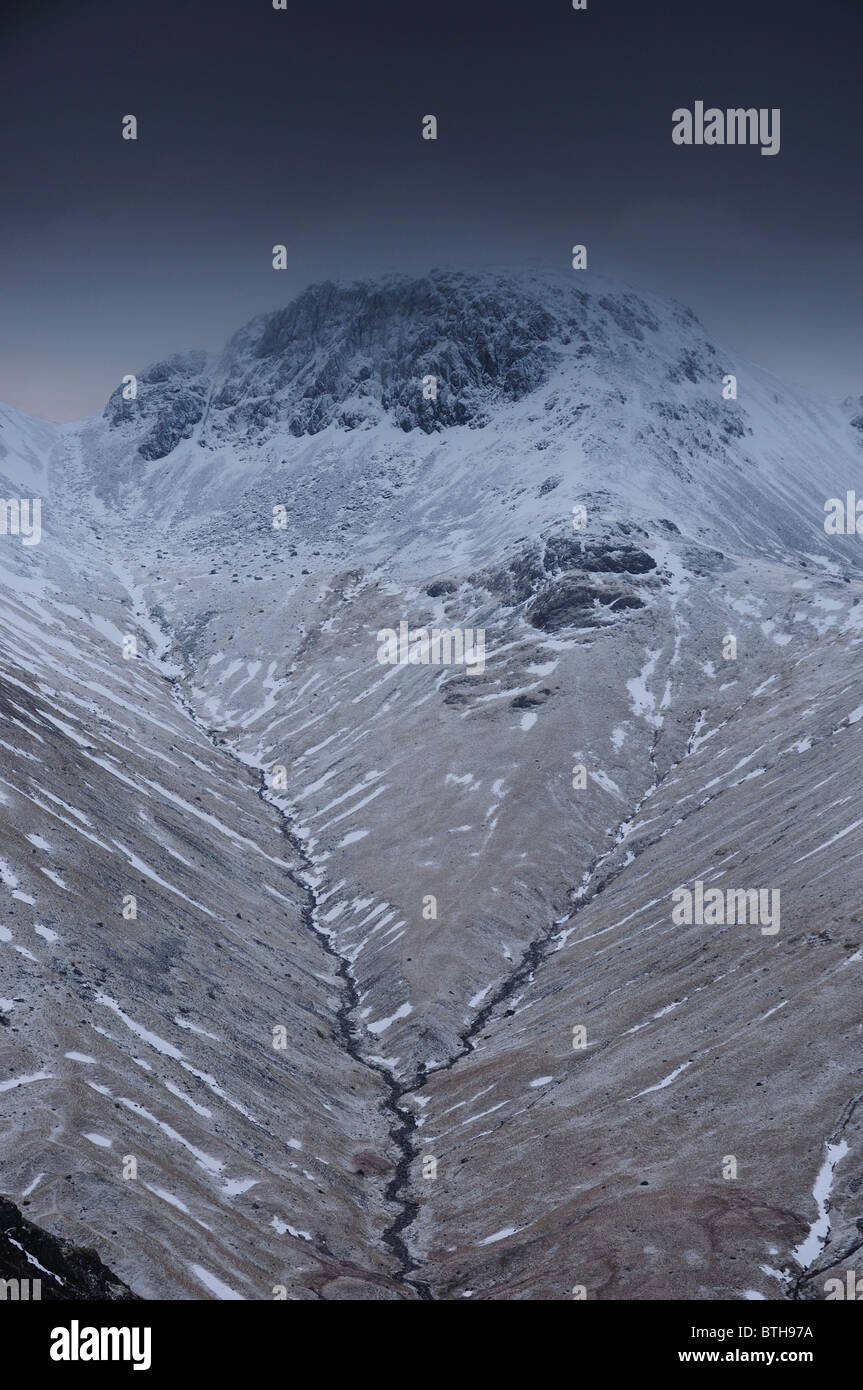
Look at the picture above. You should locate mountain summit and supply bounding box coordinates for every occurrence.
[1,268,862,1302]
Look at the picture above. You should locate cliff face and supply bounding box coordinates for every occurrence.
[101,272,573,451]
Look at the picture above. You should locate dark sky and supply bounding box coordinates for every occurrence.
[1,0,861,419]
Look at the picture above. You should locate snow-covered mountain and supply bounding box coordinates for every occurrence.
[1,269,862,1300]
